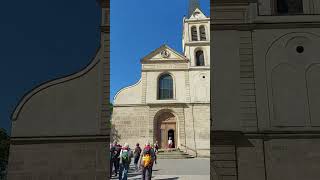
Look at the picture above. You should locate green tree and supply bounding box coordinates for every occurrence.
[109,102,113,115]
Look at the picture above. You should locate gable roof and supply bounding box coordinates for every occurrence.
[188,8,207,20]
[140,44,189,63]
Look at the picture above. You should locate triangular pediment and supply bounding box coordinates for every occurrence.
[141,45,189,63]
[189,8,207,19]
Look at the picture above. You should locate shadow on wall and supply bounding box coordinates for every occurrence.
[111,124,121,142]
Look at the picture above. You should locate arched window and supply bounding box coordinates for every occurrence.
[200,26,206,41]
[191,26,198,41]
[158,74,173,100]
[195,50,205,66]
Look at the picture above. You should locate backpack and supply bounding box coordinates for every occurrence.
[142,147,153,167]
[111,146,118,159]
[121,149,130,164]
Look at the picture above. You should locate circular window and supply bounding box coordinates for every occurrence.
[296,46,304,53]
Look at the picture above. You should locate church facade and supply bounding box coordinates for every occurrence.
[112,6,210,157]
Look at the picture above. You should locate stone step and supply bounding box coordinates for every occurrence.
[158,148,179,152]
[158,151,187,155]
[157,156,194,159]
[156,149,194,159]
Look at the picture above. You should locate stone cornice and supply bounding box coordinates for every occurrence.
[141,67,210,72]
[113,104,148,107]
[189,66,210,70]
[211,22,320,30]
[184,41,210,46]
[11,134,110,144]
[114,102,210,107]
[147,103,189,108]
[212,0,255,6]
[141,59,189,64]
[142,69,188,72]
[185,18,210,23]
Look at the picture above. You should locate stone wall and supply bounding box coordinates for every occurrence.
[111,106,150,147]
[7,141,108,180]
[184,104,210,157]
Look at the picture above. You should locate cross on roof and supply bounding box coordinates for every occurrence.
[188,0,201,18]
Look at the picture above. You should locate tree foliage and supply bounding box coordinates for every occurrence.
[109,102,113,115]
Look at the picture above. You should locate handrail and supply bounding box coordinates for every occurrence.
[180,144,198,157]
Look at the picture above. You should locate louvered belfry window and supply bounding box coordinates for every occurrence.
[200,26,206,41]
[191,26,198,41]
[158,74,173,100]
[196,50,205,66]
[277,0,303,15]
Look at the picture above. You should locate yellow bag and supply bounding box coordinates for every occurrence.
[142,154,152,167]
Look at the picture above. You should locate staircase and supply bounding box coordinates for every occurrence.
[156,149,194,159]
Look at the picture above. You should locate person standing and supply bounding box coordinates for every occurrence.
[154,141,159,153]
[110,141,121,177]
[139,141,155,180]
[168,137,173,151]
[153,141,159,164]
[118,143,133,180]
[133,143,142,172]
[109,143,113,178]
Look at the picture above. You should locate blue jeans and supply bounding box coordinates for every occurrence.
[119,163,129,180]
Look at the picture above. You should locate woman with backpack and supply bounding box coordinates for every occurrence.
[118,143,133,180]
[139,141,155,180]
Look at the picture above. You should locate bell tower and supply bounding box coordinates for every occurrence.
[182,0,210,67]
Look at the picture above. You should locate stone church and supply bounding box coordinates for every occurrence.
[112,2,210,157]
[212,0,320,179]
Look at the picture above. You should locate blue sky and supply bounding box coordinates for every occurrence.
[0,0,209,134]
[111,0,210,102]
[0,1,100,133]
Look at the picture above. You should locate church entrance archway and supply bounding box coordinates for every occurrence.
[155,111,177,149]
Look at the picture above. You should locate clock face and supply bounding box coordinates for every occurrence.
[194,12,200,18]
[160,50,170,58]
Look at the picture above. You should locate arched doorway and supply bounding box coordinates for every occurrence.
[155,111,177,149]
[168,129,175,148]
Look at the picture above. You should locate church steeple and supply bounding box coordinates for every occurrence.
[183,0,210,67]
[188,0,201,18]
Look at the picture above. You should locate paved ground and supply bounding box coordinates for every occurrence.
[110,158,210,180]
